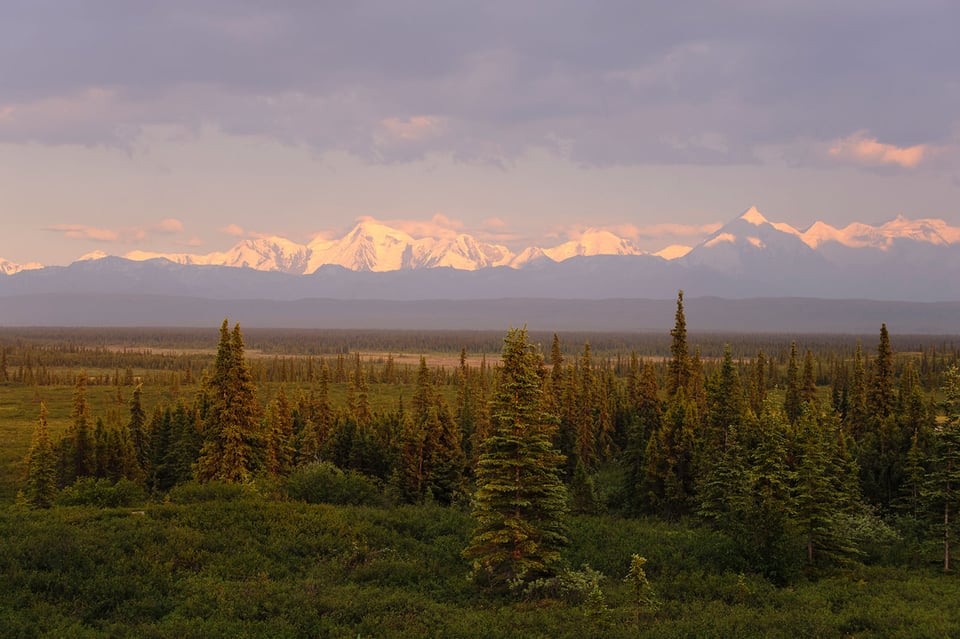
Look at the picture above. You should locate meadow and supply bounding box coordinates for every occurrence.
[3,325,960,637]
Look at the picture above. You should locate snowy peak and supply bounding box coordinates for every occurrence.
[407,234,514,270]
[308,221,417,272]
[220,236,310,273]
[0,257,44,275]
[542,229,646,262]
[800,216,960,250]
[740,206,768,225]
[31,209,960,275]
[655,244,693,260]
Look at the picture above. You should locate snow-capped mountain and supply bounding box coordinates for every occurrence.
[304,221,515,272]
[0,257,43,275]
[127,236,310,274]
[540,229,646,262]
[10,208,960,283]
[801,215,960,250]
[681,206,822,275]
[62,220,648,273]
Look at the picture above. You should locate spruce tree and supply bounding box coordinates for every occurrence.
[784,341,802,423]
[666,291,690,398]
[128,383,148,470]
[749,349,767,418]
[265,385,295,477]
[848,340,869,440]
[801,350,817,407]
[623,362,662,514]
[925,365,960,572]
[299,361,333,463]
[25,402,57,508]
[58,373,95,486]
[645,388,698,518]
[704,346,745,457]
[463,327,568,590]
[575,342,598,470]
[870,323,895,421]
[195,320,262,483]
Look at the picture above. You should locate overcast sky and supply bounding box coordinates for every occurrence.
[2,0,959,265]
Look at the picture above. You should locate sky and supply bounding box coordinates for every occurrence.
[2,0,960,265]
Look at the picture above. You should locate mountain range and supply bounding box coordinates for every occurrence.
[2,207,960,330]
[4,206,958,277]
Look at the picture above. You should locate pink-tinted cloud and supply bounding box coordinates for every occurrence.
[220,224,246,237]
[828,131,930,168]
[380,115,445,141]
[153,218,184,233]
[47,218,188,243]
[369,213,464,239]
[556,221,721,243]
[47,224,121,242]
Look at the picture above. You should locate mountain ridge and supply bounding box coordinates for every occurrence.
[4,208,960,274]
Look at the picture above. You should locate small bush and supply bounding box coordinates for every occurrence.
[56,478,146,508]
[284,462,381,506]
[167,481,246,504]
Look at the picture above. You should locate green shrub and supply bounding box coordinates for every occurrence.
[284,462,381,506]
[55,478,146,508]
[167,481,247,504]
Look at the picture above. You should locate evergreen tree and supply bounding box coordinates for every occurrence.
[93,417,109,478]
[644,388,698,518]
[426,396,466,504]
[463,327,568,590]
[793,409,856,565]
[749,349,767,418]
[58,373,95,486]
[925,365,960,572]
[784,341,802,423]
[688,347,707,417]
[801,350,817,407]
[870,323,895,421]
[666,291,690,397]
[848,340,869,440]
[704,346,745,457]
[623,362,662,514]
[350,353,372,427]
[195,320,262,483]
[264,385,295,477]
[575,342,598,470]
[128,383,148,471]
[299,361,333,463]
[25,402,57,508]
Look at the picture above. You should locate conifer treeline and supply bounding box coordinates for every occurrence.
[19,301,960,577]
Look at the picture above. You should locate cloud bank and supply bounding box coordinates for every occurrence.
[0,1,956,171]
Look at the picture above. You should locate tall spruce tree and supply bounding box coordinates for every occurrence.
[623,362,662,514]
[871,323,895,421]
[925,365,960,572]
[667,291,690,398]
[801,350,817,407]
[784,342,802,423]
[264,385,295,477]
[128,383,148,471]
[25,402,57,508]
[644,388,698,518]
[749,349,767,418]
[195,320,261,483]
[463,327,568,590]
[58,372,95,486]
[848,340,869,439]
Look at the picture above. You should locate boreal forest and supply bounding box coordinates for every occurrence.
[4,293,960,637]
